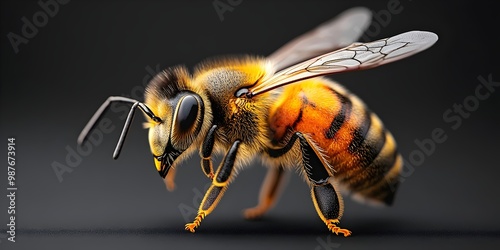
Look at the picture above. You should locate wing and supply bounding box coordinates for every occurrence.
[268,7,372,71]
[250,31,438,96]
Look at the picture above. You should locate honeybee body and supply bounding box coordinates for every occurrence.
[145,58,401,232]
[79,7,437,237]
[193,58,401,204]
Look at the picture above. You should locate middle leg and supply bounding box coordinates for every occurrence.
[243,165,288,220]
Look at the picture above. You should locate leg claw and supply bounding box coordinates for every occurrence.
[185,223,197,233]
[326,219,352,237]
[185,212,205,233]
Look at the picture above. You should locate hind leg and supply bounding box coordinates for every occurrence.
[267,132,351,236]
[311,181,351,237]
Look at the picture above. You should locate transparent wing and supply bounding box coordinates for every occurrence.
[251,31,438,96]
[268,7,372,71]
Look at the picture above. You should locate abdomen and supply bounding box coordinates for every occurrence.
[268,78,402,205]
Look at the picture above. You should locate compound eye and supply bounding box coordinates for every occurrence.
[171,94,204,150]
[176,95,199,133]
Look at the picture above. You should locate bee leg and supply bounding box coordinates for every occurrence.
[164,167,177,191]
[243,165,288,220]
[185,140,241,233]
[311,183,351,237]
[267,132,351,236]
[199,125,218,180]
[298,134,351,237]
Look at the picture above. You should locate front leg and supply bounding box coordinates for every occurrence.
[199,125,218,180]
[185,140,241,233]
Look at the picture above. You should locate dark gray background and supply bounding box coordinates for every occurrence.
[1,0,499,249]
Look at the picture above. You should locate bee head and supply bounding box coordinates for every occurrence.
[145,67,205,178]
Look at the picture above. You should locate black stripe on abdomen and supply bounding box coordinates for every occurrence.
[325,91,352,139]
[348,145,398,191]
[348,110,372,153]
[349,113,386,168]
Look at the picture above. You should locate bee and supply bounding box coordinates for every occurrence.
[78,7,437,236]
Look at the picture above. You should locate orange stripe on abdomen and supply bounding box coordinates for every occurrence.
[269,79,343,144]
